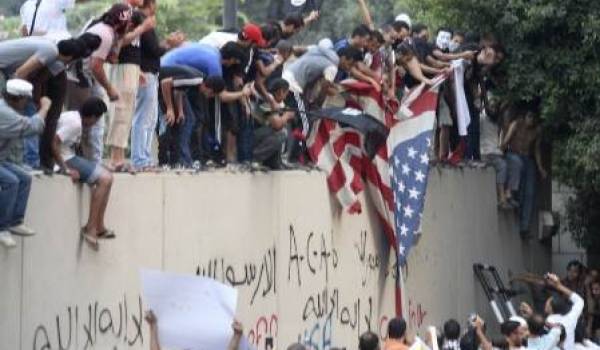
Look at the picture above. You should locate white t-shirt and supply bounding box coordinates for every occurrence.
[86,22,117,60]
[547,292,585,350]
[56,111,82,161]
[20,0,75,40]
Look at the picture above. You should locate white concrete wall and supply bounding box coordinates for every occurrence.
[0,168,550,350]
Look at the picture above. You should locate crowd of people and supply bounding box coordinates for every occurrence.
[141,262,600,350]
[0,0,545,249]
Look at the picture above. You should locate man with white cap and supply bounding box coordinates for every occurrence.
[395,13,412,29]
[0,79,51,248]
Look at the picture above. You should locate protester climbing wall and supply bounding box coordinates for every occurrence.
[0,168,550,350]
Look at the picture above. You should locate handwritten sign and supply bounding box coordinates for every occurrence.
[141,269,238,350]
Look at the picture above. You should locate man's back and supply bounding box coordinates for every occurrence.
[0,37,61,75]
[384,339,409,350]
[161,43,223,77]
[0,99,45,162]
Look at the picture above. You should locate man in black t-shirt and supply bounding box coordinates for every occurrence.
[131,0,185,170]
[105,1,155,171]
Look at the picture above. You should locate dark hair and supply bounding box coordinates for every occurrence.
[528,315,547,336]
[443,319,461,340]
[567,260,584,271]
[392,21,410,33]
[57,38,83,57]
[437,27,453,36]
[550,295,571,315]
[286,344,306,350]
[412,23,429,36]
[489,42,506,57]
[78,33,102,53]
[527,315,547,336]
[275,39,293,53]
[261,23,281,46]
[101,3,131,28]
[351,24,372,38]
[370,30,385,44]
[388,318,407,339]
[453,31,465,39]
[79,97,107,119]
[204,76,226,94]
[142,0,156,8]
[338,46,363,61]
[395,42,416,61]
[359,331,379,350]
[220,42,247,64]
[268,78,289,94]
[500,321,520,337]
[283,14,304,29]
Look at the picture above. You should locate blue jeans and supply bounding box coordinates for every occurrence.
[131,72,159,169]
[23,102,40,168]
[179,94,198,167]
[0,162,32,231]
[465,110,481,161]
[237,116,254,163]
[518,155,537,232]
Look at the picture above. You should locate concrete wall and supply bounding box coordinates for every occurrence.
[551,182,586,272]
[0,167,550,350]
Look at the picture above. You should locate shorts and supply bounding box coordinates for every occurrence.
[106,63,140,148]
[221,100,242,135]
[66,156,104,184]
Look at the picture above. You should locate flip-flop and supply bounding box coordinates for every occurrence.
[80,228,99,250]
[98,229,116,239]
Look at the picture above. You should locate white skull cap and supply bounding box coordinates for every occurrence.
[509,316,528,328]
[5,79,33,97]
[395,13,412,28]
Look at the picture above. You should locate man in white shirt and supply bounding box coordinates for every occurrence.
[51,97,114,251]
[545,273,585,350]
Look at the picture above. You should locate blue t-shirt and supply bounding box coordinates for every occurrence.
[334,38,350,52]
[333,39,351,81]
[161,43,223,77]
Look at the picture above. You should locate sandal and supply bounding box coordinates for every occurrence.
[80,228,99,250]
[98,229,116,239]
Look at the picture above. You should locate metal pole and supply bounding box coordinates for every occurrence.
[223,0,237,30]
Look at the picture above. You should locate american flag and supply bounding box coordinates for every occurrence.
[307,76,445,314]
[388,81,443,266]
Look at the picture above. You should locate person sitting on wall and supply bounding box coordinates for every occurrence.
[251,78,296,170]
[51,97,114,250]
[0,79,51,248]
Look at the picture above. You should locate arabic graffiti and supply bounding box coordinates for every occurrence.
[196,246,276,305]
[288,225,339,286]
[32,295,143,350]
